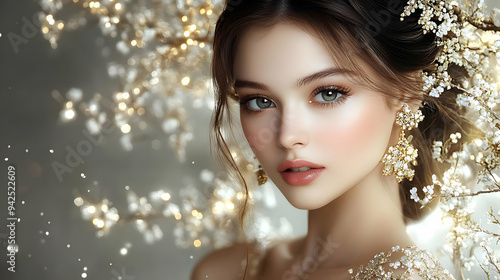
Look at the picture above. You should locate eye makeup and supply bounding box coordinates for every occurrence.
[238,84,351,114]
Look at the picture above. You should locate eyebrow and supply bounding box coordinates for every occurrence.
[234,67,354,90]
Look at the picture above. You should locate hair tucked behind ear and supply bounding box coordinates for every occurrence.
[402,65,483,221]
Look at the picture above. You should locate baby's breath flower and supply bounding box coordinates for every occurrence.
[410,187,420,202]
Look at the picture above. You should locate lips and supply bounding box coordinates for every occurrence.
[278,160,324,186]
[287,167,313,172]
[278,159,324,172]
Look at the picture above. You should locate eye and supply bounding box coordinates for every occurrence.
[312,88,344,103]
[247,97,275,111]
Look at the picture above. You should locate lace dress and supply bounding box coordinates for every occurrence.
[348,245,455,279]
[243,242,455,279]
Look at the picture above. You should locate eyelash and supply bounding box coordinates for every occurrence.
[238,85,351,114]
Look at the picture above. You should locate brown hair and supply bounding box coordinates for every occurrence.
[210,0,478,234]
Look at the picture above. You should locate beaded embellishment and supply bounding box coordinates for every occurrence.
[349,245,455,280]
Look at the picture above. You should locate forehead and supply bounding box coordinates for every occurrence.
[233,22,336,86]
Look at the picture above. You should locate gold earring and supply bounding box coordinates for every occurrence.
[256,164,268,185]
[381,103,424,183]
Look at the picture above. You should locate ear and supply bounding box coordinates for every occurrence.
[395,70,424,112]
[396,97,421,113]
[391,96,420,114]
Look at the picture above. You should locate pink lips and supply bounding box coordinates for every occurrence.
[278,160,325,186]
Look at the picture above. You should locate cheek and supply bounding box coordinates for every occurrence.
[241,113,280,155]
[316,100,394,162]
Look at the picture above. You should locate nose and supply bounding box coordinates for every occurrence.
[277,109,309,149]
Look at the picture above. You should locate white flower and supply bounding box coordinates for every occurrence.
[410,187,420,202]
[436,16,453,37]
[429,87,442,97]
[432,141,443,161]
[423,185,434,195]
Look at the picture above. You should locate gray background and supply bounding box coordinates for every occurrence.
[0,1,305,279]
[0,1,498,279]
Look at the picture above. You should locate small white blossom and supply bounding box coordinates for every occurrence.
[410,187,420,202]
[423,185,434,195]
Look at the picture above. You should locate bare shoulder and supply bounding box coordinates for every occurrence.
[191,236,306,280]
[191,242,247,280]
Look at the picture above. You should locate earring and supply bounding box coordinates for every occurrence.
[381,103,424,183]
[256,164,268,185]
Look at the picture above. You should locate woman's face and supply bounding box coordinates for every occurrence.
[234,22,401,210]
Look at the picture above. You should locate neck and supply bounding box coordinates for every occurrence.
[298,165,414,270]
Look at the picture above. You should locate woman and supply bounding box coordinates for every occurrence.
[193,0,473,279]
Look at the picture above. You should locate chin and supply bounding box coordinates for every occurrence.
[274,177,355,211]
[288,201,326,211]
[280,189,338,210]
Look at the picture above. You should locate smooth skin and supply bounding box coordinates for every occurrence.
[192,22,420,280]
